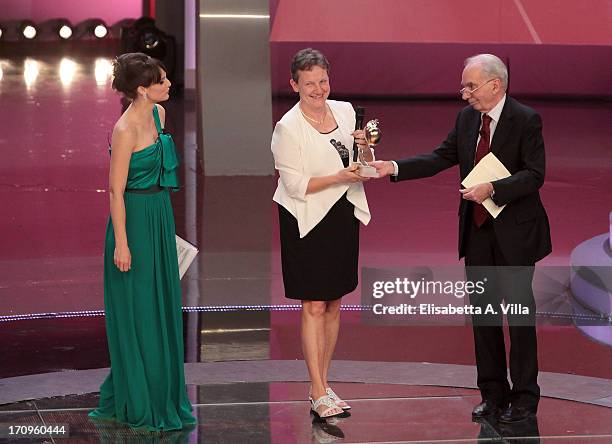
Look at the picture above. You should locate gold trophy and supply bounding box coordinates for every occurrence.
[356,119,382,177]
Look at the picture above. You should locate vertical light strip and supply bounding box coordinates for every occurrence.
[513,0,542,44]
[183,110,199,362]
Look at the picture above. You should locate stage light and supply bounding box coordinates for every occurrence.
[22,24,37,39]
[94,24,108,39]
[34,19,74,41]
[0,21,13,40]
[58,25,72,39]
[121,17,176,84]
[122,18,164,57]
[143,30,160,49]
[74,19,109,40]
[24,59,39,87]
[59,58,77,86]
[0,20,36,41]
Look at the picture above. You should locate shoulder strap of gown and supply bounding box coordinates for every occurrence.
[154,105,180,190]
[152,105,163,134]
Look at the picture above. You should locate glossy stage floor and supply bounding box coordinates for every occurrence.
[1,56,611,443]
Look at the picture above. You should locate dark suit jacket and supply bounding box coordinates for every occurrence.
[392,96,551,265]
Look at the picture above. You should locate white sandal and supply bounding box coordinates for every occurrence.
[326,387,351,410]
[310,394,344,419]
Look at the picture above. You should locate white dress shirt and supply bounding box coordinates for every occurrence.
[478,94,506,147]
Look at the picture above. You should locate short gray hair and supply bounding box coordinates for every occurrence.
[290,48,330,82]
[464,54,508,90]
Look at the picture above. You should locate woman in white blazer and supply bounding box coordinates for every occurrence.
[271,48,373,419]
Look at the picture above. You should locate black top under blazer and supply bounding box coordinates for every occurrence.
[392,96,552,265]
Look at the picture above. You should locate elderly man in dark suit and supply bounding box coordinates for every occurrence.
[373,54,551,423]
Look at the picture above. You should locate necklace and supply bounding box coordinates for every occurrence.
[300,105,327,125]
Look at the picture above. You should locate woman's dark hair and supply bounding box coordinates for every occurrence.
[290,48,330,83]
[111,53,166,100]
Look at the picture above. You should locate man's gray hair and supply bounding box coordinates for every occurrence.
[465,54,508,90]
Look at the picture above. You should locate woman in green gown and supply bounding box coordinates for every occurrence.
[89,53,196,432]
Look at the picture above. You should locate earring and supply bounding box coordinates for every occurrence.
[143,92,148,101]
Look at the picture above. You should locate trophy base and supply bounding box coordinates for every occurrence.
[358,164,379,178]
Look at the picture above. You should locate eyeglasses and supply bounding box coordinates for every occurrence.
[459,78,497,96]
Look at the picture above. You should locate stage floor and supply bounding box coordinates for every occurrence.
[2,368,612,443]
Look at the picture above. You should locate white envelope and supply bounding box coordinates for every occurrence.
[175,235,199,279]
[461,152,511,218]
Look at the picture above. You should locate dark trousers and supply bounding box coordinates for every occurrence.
[464,218,540,410]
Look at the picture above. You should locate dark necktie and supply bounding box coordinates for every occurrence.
[473,114,492,227]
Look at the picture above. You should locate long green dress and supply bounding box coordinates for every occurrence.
[89,106,196,431]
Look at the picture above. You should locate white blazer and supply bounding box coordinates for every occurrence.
[272,99,371,238]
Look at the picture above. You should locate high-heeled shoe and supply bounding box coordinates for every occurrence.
[325,387,351,410]
[310,395,345,419]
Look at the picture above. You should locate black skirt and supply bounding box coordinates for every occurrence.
[278,194,359,301]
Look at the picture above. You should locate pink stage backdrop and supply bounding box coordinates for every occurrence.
[270,0,612,98]
[0,0,142,24]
